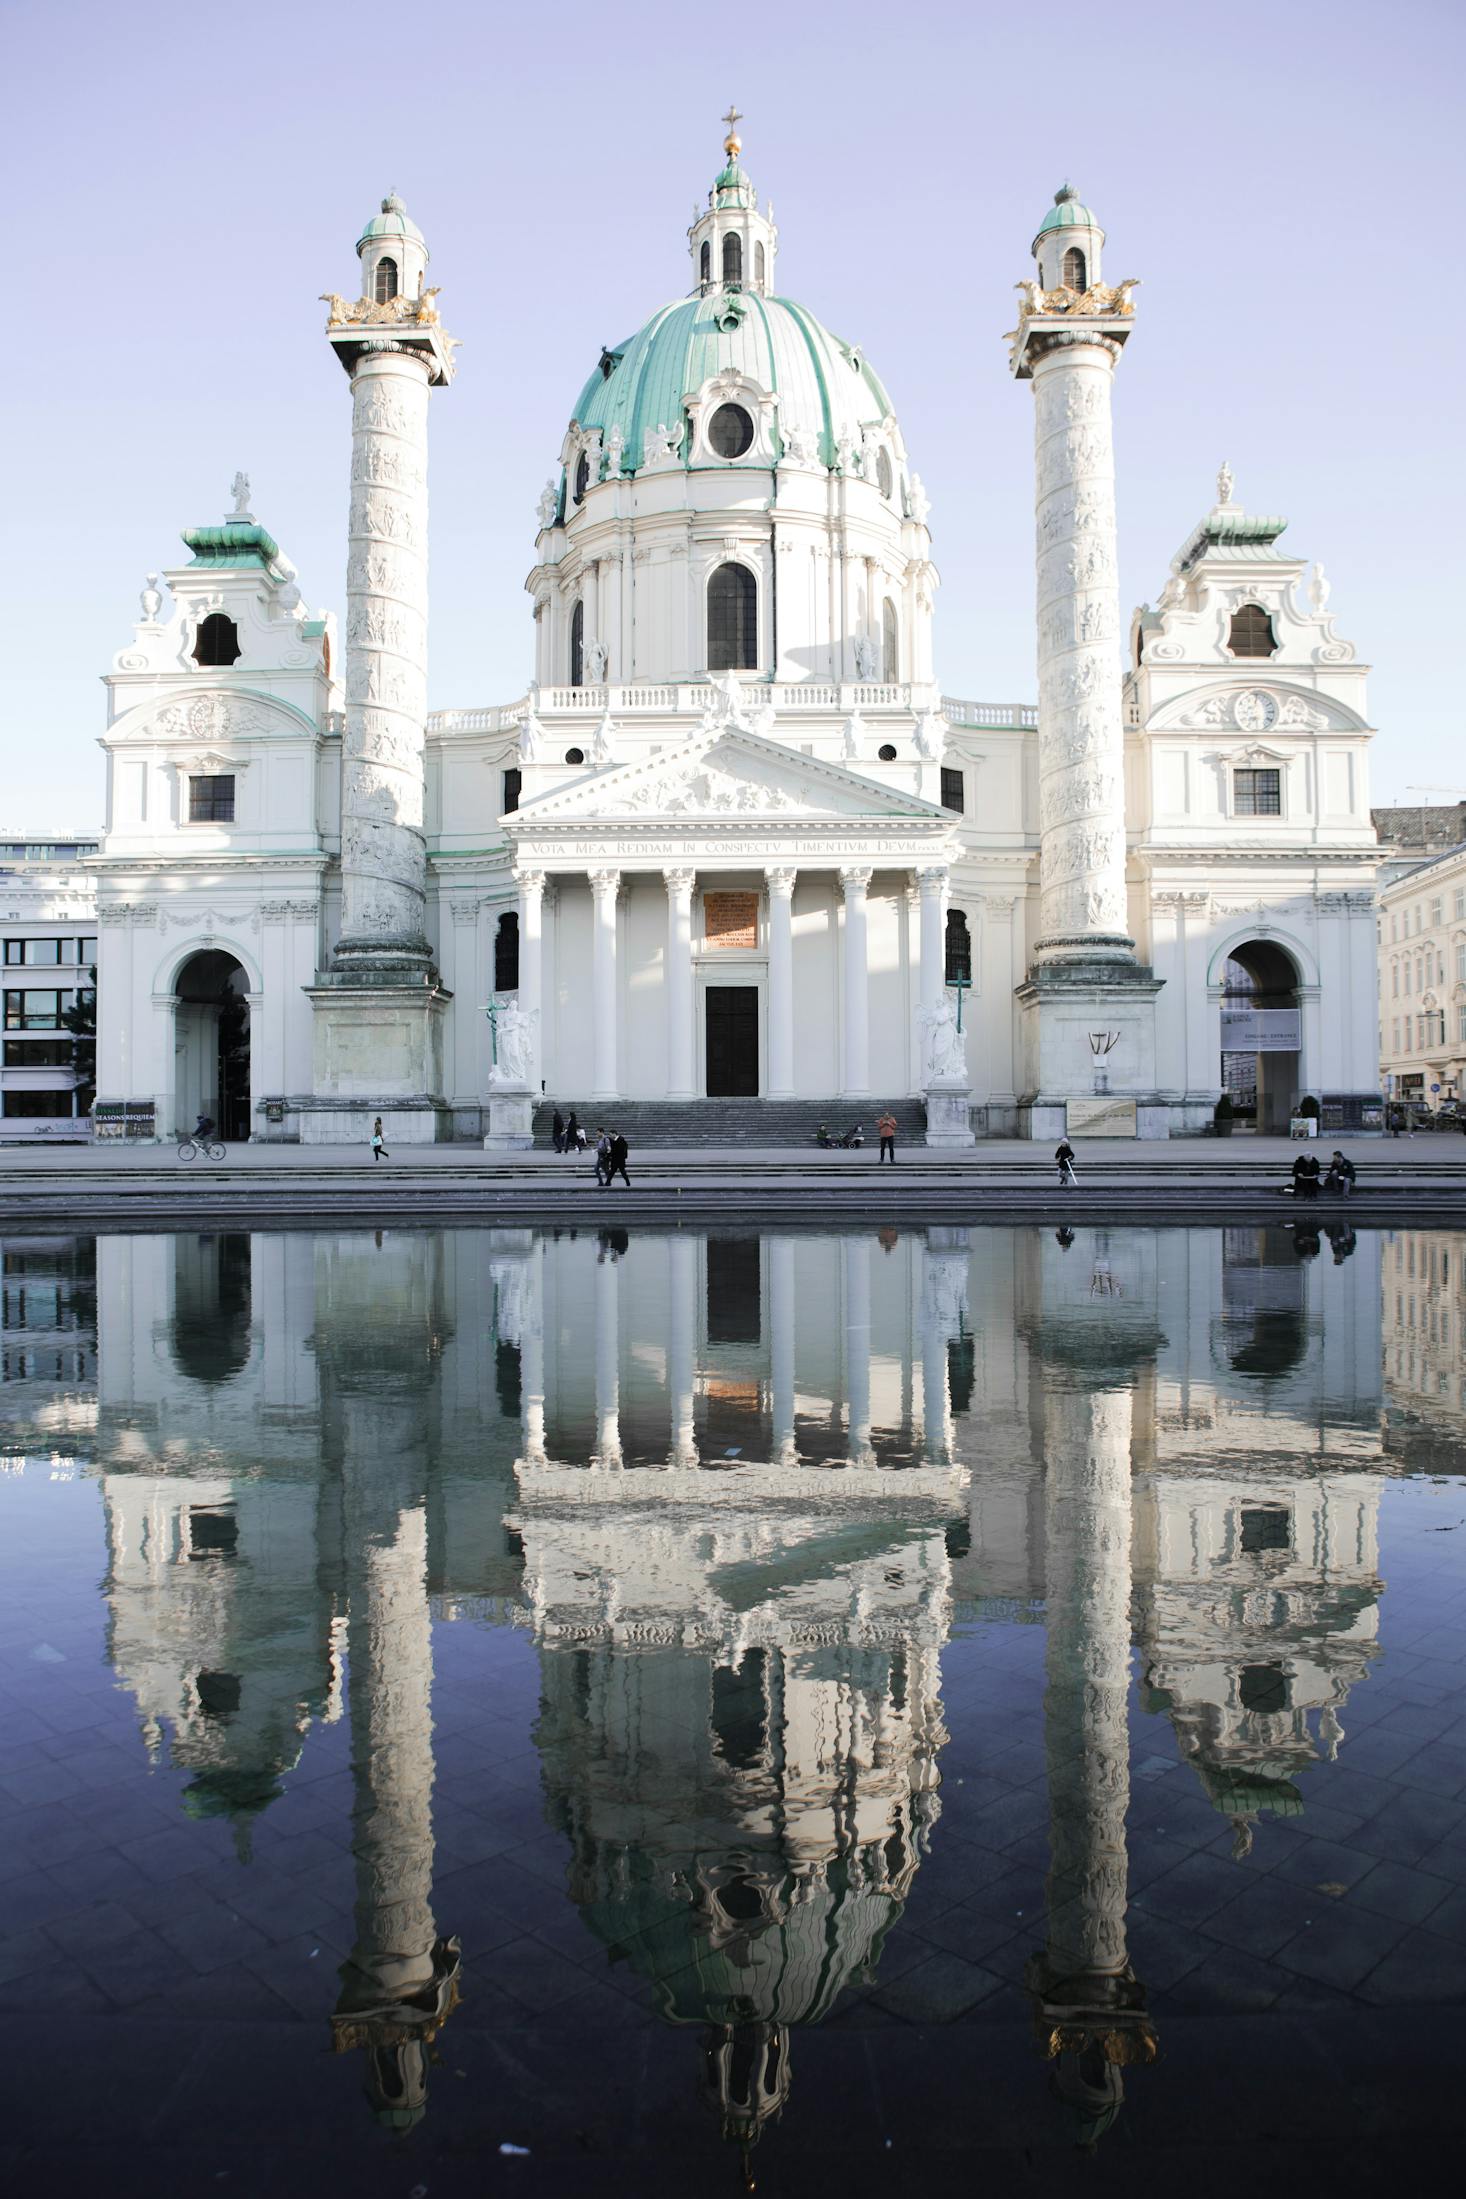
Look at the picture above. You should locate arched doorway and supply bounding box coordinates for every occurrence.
[1220,941,1302,1135]
[175,951,251,1140]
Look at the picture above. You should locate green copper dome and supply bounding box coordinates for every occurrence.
[567,288,896,478]
[1033,182,1103,250]
[357,190,425,253]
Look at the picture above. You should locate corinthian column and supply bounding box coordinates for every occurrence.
[765,868,797,1099]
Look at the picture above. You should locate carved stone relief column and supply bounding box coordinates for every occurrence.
[843,1234,873,1467]
[516,868,546,1090]
[768,1233,797,1467]
[668,1233,698,1468]
[594,1239,622,1467]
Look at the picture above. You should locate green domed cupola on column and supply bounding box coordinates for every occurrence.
[1032,182,1105,295]
[687,107,779,296]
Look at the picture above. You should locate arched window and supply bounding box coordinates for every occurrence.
[722,232,743,287]
[1227,603,1278,657]
[374,256,399,304]
[882,598,899,682]
[945,908,972,983]
[1062,246,1087,291]
[573,450,590,504]
[193,613,240,667]
[699,240,711,286]
[707,562,757,671]
[876,445,894,500]
[494,912,519,992]
[755,241,766,288]
[569,600,584,687]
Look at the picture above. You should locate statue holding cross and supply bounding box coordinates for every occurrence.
[484,995,536,1086]
[920,989,968,1083]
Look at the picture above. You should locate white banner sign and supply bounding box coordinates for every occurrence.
[1220,1006,1301,1053]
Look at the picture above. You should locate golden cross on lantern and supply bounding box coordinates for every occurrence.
[722,104,743,150]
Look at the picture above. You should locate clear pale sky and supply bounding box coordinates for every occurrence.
[4,0,1463,828]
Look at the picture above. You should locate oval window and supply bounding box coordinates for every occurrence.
[876,447,893,499]
[878,743,897,762]
[708,403,754,459]
[564,747,585,765]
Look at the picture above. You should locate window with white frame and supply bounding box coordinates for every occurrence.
[1392,963,1399,996]
[1456,890,1465,920]
[1393,1018,1400,1051]
[1457,945,1466,983]
[1432,897,1444,925]
[1458,1007,1466,1042]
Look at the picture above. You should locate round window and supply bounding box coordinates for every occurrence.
[564,747,585,765]
[878,743,897,762]
[708,403,755,459]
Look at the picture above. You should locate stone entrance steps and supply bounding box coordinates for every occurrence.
[530,1099,929,1149]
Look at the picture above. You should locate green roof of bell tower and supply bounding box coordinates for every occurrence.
[1033,182,1104,252]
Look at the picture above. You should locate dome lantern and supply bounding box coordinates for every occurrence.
[1032,181,1105,294]
[687,107,778,298]
[355,189,429,308]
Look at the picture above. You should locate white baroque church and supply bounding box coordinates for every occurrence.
[90,125,1382,1142]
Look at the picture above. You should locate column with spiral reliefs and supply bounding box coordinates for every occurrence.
[1009,186,1164,1140]
[306,194,457,1144]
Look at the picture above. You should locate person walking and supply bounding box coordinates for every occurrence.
[1056,1139,1077,1188]
[593,1127,611,1186]
[551,1108,566,1155]
[605,1129,631,1188]
[371,1116,389,1163]
[565,1110,583,1154]
[876,1109,898,1165]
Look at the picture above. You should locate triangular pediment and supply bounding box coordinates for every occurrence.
[510,727,948,826]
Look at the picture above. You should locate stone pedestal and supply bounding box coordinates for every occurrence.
[1015,963,1166,1141]
[483,1080,534,1150]
[301,984,451,1144]
[924,1080,975,1148]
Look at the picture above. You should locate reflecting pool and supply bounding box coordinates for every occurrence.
[2,1223,1464,2192]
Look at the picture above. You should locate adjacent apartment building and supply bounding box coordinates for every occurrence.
[0,837,99,1141]
[1376,839,1466,1115]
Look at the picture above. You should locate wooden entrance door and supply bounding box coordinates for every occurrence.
[705,986,759,1096]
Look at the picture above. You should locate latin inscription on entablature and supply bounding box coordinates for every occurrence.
[525,836,945,862]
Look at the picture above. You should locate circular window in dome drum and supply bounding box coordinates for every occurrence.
[564,747,585,766]
[878,743,897,762]
[708,403,755,459]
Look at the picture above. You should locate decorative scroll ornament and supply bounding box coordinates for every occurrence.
[1014,277,1140,321]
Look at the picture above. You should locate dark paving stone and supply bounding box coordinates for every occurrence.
[1356,1926,1466,2005]
[1273,1904,1408,1991]
[1349,1860,1453,1926]
[871,1951,1002,2022]
[1201,1876,1316,1959]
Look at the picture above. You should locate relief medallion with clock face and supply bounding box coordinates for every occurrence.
[1233,690,1278,731]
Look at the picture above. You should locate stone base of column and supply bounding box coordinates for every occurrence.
[1015,961,1167,1141]
[924,1080,975,1147]
[483,1082,534,1150]
[303,983,452,1144]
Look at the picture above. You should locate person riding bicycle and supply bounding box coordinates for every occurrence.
[193,1112,217,1142]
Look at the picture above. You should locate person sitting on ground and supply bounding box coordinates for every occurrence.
[1291,1151,1321,1199]
[1324,1149,1356,1197]
[814,1122,833,1148]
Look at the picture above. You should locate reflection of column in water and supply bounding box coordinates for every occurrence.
[594,1240,622,1466]
[521,1238,546,1464]
[768,1234,797,1466]
[920,1233,969,1465]
[843,1235,873,1465]
[1028,1384,1154,2139]
[668,1233,697,1467]
[332,1477,458,2127]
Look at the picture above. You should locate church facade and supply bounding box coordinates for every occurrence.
[89,130,1382,1142]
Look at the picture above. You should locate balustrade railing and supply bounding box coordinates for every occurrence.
[419,686,1038,733]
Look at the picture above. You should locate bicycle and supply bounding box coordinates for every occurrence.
[177,1138,227,1162]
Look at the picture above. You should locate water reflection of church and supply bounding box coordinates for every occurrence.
[6,1216,1416,2154]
